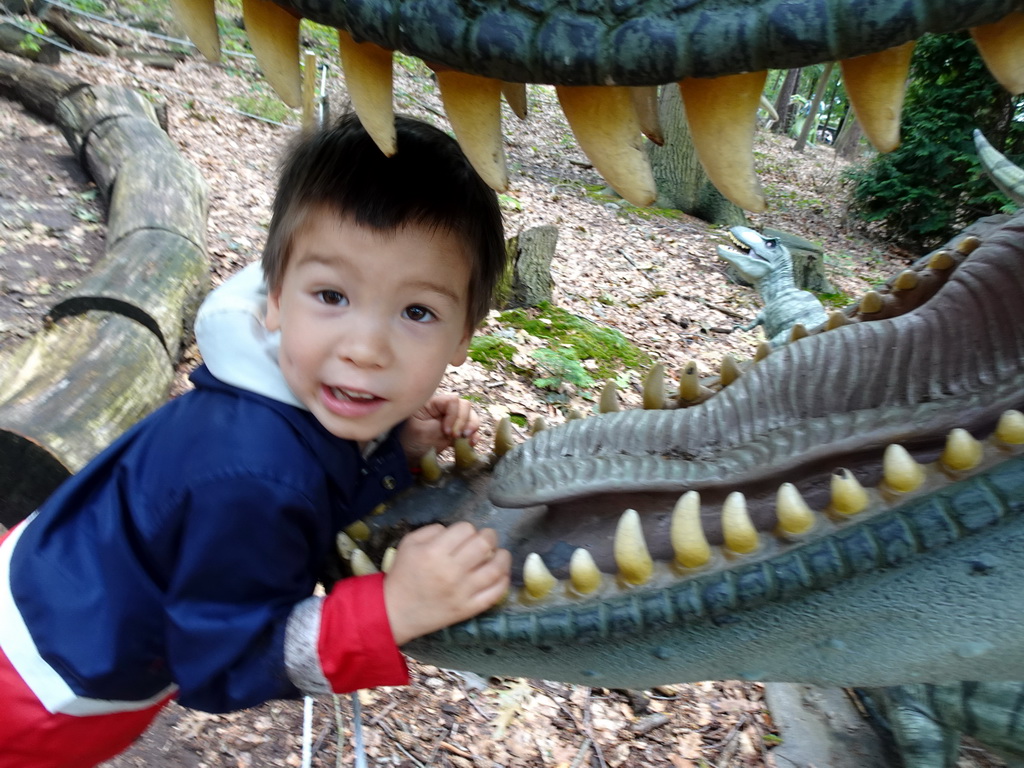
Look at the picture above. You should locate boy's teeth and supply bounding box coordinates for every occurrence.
[333,387,375,401]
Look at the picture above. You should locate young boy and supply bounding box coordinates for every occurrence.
[0,114,511,768]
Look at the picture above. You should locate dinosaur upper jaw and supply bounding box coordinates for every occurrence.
[170,1,1024,213]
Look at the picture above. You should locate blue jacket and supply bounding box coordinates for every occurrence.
[0,365,412,714]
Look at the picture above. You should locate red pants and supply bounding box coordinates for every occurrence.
[0,527,170,768]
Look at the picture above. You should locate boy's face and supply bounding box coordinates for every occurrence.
[266,210,472,443]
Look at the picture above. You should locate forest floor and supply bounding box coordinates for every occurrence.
[0,3,1008,767]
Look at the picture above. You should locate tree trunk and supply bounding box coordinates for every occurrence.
[503,225,558,309]
[794,63,834,152]
[834,113,865,159]
[772,69,800,135]
[648,85,745,226]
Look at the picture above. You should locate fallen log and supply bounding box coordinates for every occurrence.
[0,52,85,121]
[0,68,210,526]
[40,7,114,57]
[48,228,209,355]
[0,312,172,525]
[55,84,171,195]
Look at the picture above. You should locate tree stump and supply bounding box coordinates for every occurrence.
[762,227,833,293]
[503,225,557,309]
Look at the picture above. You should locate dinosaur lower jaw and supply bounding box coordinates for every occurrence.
[170,1,1024,212]
[407,471,1024,689]
[362,442,1024,688]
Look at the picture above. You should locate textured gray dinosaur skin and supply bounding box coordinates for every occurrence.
[273,0,1021,85]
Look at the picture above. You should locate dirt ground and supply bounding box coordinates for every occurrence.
[0,5,1009,767]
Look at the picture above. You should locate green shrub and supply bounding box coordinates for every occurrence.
[846,32,1024,248]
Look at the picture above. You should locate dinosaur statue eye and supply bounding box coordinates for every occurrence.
[764,238,779,248]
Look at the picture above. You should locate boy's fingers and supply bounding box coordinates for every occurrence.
[451,528,501,566]
[403,523,446,546]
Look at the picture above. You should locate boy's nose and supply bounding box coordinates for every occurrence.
[336,316,391,368]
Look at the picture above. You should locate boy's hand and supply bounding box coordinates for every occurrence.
[400,393,480,463]
[383,522,511,646]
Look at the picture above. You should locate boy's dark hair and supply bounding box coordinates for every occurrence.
[263,113,506,328]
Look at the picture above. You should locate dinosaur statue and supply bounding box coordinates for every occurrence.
[716,226,830,346]
[20,1,1024,765]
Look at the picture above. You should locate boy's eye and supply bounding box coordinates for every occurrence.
[404,305,435,323]
[317,289,347,306]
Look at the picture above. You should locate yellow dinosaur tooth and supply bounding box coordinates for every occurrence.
[629,86,664,145]
[928,250,955,270]
[531,415,548,434]
[381,547,396,574]
[670,490,710,568]
[419,447,442,483]
[720,354,740,387]
[956,236,982,255]
[995,410,1024,445]
[677,70,768,212]
[722,492,759,555]
[893,269,919,291]
[569,548,602,595]
[555,85,657,207]
[776,482,815,536]
[831,468,869,515]
[242,0,302,108]
[435,70,508,192]
[859,290,884,314]
[337,29,396,156]
[679,360,701,402]
[840,41,915,153]
[494,416,515,457]
[614,509,654,585]
[643,363,666,410]
[754,341,772,362]
[789,323,809,342]
[350,548,378,576]
[168,0,220,61]
[599,379,620,413]
[523,552,557,599]
[454,437,478,470]
[971,12,1024,95]
[344,520,370,542]
[501,82,528,120]
[825,311,849,331]
[883,443,925,493]
[941,428,983,471]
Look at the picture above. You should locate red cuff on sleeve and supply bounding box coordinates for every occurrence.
[317,573,410,693]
